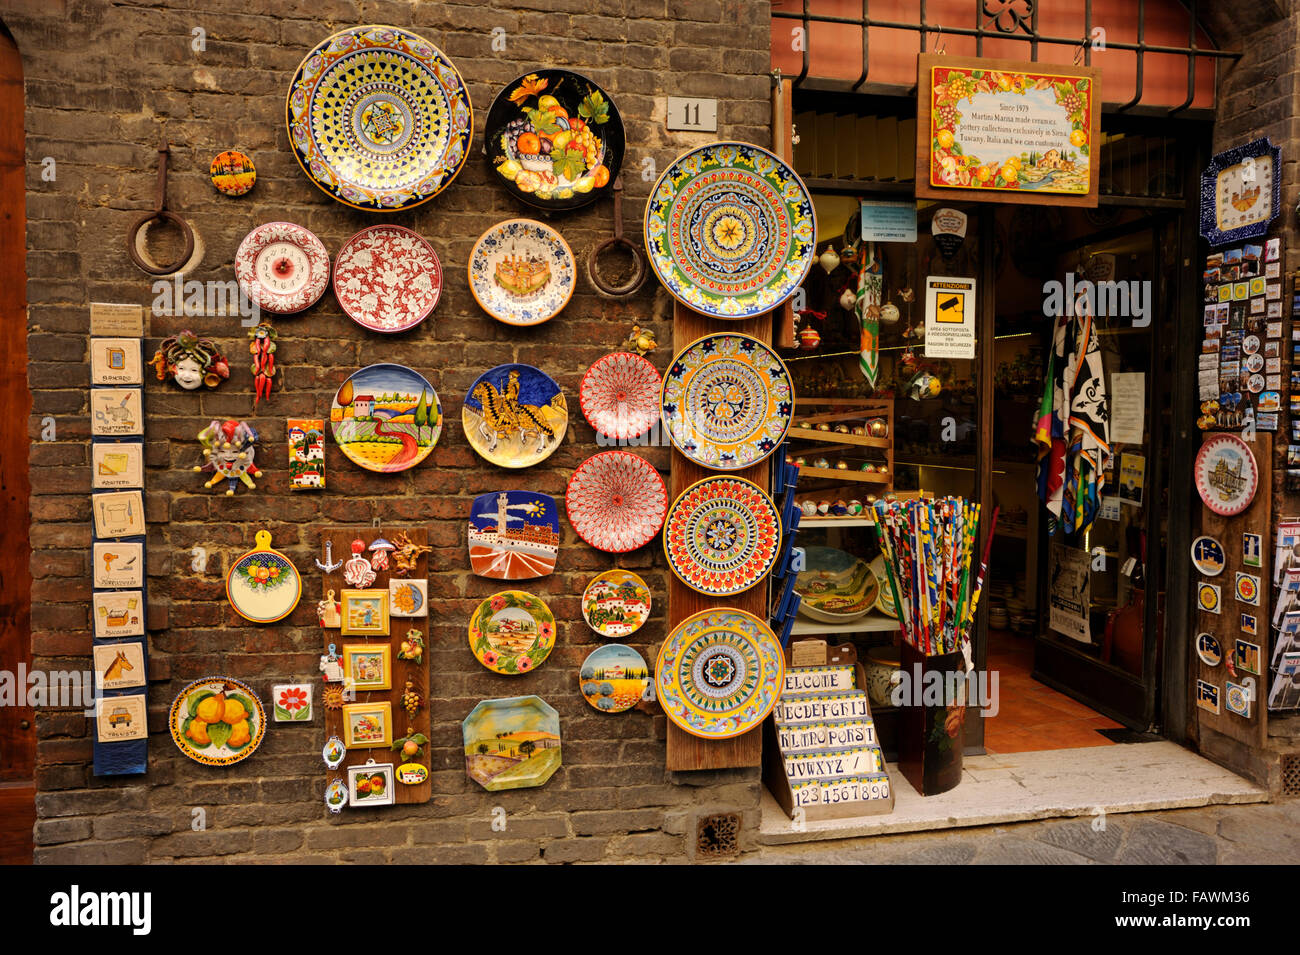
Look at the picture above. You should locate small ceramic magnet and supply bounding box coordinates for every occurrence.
[322,735,346,770]
[272,683,313,722]
[210,150,256,196]
[325,778,347,813]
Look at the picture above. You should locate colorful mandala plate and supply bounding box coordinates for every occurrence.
[566,451,668,553]
[468,219,575,326]
[463,363,568,468]
[334,225,442,333]
[661,332,793,470]
[234,221,330,315]
[331,364,442,473]
[582,569,652,638]
[286,25,472,211]
[468,591,556,675]
[644,141,815,318]
[170,676,266,766]
[655,608,785,740]
[1194,433,1258,516]
[226,530,302,624]
[664,476,781,596]
[580,644,649,713]
[579,352,661,441]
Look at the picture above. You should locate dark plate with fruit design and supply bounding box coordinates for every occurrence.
[483,70,624,211]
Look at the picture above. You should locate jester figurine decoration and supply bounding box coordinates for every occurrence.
[195,419,263,495]
[249,321,277,409]
[151,330,230,390]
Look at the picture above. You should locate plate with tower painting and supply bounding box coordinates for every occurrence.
[468,219,575,326]
[467,491,560,580]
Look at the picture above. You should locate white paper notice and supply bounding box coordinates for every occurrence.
[924,276,976,359]
[1110,372,1145,444]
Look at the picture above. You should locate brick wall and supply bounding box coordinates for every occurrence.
[9,0,775,863]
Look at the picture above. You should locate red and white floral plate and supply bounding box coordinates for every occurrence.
[565,451,667,553]
[664,475,781,596]
[579,352,661,441]
[234,221,330,315]
[333,225,442,333]
[1194,433,1258,517]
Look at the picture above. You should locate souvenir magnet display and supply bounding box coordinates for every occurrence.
[468,591,556,675]
[92,541,143,590]
[234,221,330,315]
[91,338,143,386]
[288,418,326,490]
[581,569,652,638]
[663,475,781,597]
[195,419,262,495]
[1198,582,1222,614]
[150,331,229,390]
[467,491,560,580]
[1196,632,1223,667]
[468,219,575,327]
[316,540,343,574]
[661,332,794,470]
[565,451,668,553]
[368,538,394,571]
[210,150,256,196]
[343,538,375,586]
[170,676,266,766]
[333,225,443,333]
[484,69,623,210]
[272,684,313,722]
[397,762,429,785]
[226,530,302,624]
[342,643,391,690]
[462,363,568,468]
[1194,433,1258,516]
[462,695,561,792]
[1190,536,1226,576]
[580,644,650,713]
[644,141,815,318]
[1235,572,1261,606]
[579,351,661,441]
[331,363,442,473]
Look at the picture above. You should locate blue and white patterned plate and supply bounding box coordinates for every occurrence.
[468,219,575,327]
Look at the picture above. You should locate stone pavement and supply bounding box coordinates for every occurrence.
[747,798,1300,864]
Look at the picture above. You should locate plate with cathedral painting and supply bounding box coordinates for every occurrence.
[462,363,568,468]
[468,219,575,326]
[467,491,560,580]
[1194,433,1258,517]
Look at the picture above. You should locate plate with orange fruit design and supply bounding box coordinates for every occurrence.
[226,530,302,624]
[484,70,623,211]
[170,676,266,766]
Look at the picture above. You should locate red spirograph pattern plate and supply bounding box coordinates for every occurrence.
[565,451,667,553]
[579,352,662,441]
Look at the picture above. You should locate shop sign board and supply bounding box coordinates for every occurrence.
[916,54,1100,207]
[1048,543,1091,643]
[924,276,976,359]
[859,200,917,243]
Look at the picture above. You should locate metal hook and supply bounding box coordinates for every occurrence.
[933,24,946,55]
[1074,37,1087,66]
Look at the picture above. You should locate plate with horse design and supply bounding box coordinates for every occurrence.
[462,363,568,468]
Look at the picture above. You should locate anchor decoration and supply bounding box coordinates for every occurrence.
[343,538,376,588]
[315,539,343,573]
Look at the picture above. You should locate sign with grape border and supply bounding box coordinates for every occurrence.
[915,54,1100,208]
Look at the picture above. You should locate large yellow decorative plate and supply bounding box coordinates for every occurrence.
[655,608,784,740]
[286,25,472,211]
[170,676,266,766]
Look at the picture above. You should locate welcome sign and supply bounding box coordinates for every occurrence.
[916,54,1100,207]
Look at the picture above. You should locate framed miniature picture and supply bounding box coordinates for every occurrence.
[92,490,145,539]
[90,338,143,385]
[340,588,389,636]
[347,760,395,807]
[93,640,146,691]
[389,578,428,618]
[342,643,391,691]
[96,693,148,741]
[92,590,145,638]
[342,702,392,749]
[1240,613,1257,636]
[92,442,144,489]
[90,388,144,436]
[93,540,144,589]
[272,683,314,722]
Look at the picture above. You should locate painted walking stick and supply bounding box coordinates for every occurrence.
[853,241,883,388]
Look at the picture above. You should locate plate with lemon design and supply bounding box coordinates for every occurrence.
[170,677,266,766]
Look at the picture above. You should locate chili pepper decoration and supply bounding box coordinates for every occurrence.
[249,321,277,409]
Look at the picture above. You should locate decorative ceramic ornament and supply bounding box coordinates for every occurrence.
[347,759,395,807]
[462,363,567,468]
[663,476,781,596]
[880,302,900,324]
[1200,137,1281,246]
[1196,632,1223,667]
[323,735,346,768]
[397,762,429,785]
[334,225,442,333]
[390,531,432,576]
[288,419,326,490]
[150,331,229,390]
[644,141,815,319]
[795,546,879,623]
[272,684,313,722]
[818,247,841,274]
[325,778,347,813]
[1194,433,1258,516]
[319,644,344,682]
[92,591,143,639]
[340,588,390,636]
[227,531,301,624]
[234,221,330,315]
[468,219,575,326]
[623,324,657,355]
[399,680,423,718]
[798,325,821,350]
[331,363,442,473]
[484,70,623,210]
[654,608,785,740]
[468,491,560,580]
[1225,680,1252,717]
[170,676,266,766]
[210,150,256,196]
[398,630,425,664]
[287,25,472,211]
[463,695,561,791]
[342,702,393,749]
[661,332,793,471]
[195,419,262,495]
[579,352,662,441]
[343,539,376,588]
[1235,572,1261,606]
[368,538,394,571]
[1198,582,1222,614]
[248,321,278,409]
[580,644,650,713]
[565,451,668,553]
[581,569,652,638]
[468,591,556,675]
[839,288,857,310]
[389,578,428,617]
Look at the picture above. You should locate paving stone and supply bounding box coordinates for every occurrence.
[1114,820,1218,865]
[1034,818,1124,863]
[971,836,1098,866]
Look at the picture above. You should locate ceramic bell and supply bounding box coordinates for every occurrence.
[194,419,261,495]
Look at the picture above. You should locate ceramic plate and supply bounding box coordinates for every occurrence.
[468,591,556,675]
[655,608,785,740]
[644,141,815,318]
[868,555,898,618]
[170,676,266,766]
[484,69,624,210]
[664,476,781,596]
[1195,433,1258,516]
[463,695,561,791]
[1190,536,1226,577]
[334,225,442,333]
[1196,632,1222,667]
[468,219,575,326]
[286,25,472,211]
[462,363,567,468]
[226,531,302,624]
[661,332,793,470]
[565,451,668,553]
[331,363,442,473]
[468,491,560,580]
[234,221,330,314]
[580,644,649,713]
[579,352,662,441]
[794,546,880,623]
[581,569,652,638]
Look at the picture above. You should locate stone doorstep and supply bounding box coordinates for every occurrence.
[758,740,1269,845]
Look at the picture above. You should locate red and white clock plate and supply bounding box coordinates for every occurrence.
[333,225,442,333]
[579,352,661,441]
[1194,433,1258,517]
[565,450,667,553]
[234,221,330,315]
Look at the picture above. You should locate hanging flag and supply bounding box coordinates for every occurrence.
[855,242,883,388]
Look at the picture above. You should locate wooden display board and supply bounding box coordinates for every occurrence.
[320,527,431,806]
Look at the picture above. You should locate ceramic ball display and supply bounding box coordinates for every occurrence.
[847,499,863,515]
[839,288,857,310]
[818,247,841,274]
[816,422,832,432]
[867,418,889,438]
[877,465,889,477]
[852,426,866,436]
[831,500,848,516]
[798,325,821,350]
[800,500,818,517]
[861,463,876,473]
[817,501,831,515]
[794,457,806,467]
[835,460,849,470]
[814,457,830,470]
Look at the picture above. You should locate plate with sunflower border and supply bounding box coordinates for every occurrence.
[663,475,781,596]
[468,590,556,675]
[170,676,266,766]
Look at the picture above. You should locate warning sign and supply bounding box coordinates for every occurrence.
[925,276,976,358]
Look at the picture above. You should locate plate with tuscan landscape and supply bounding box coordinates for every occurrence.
[462,363,568,468]
[468,590,556,675]
[170,676,266,766]
[580,644,650,713]
[468,219,575,327]
[463,695,561,792]
[484,69,623,211]
[582,569,652,638]
[331,363,442,473]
